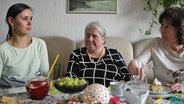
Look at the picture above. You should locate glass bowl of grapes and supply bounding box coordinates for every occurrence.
[54,77,88,94]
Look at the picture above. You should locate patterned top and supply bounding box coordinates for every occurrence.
[67,47,131,87]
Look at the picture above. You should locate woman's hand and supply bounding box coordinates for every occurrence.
[164,83,182,92]
[128,60,145,80]
[171,83,182,92]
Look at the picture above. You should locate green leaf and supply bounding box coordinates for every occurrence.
[145,30,151,36]
[144,4,152,11]
[152,9,158,18]
[157,0,163,4]
[153,20,158,25]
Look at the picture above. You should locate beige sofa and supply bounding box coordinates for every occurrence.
[40,36,154,83]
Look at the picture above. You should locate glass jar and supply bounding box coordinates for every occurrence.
[25,72,50,100]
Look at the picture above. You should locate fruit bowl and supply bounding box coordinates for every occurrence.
[54,77,88,93]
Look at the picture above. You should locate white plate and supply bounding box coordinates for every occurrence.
[149,93,174,99]
[149,85,172,95]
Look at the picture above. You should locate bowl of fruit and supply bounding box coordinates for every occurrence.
[54,77,88,93]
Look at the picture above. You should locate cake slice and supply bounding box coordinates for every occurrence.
[150,78,162,92]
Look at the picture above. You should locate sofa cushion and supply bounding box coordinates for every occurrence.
[40,36,76,79]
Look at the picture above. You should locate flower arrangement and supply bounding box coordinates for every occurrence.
[109,97,121,104]
[56,94,122,104]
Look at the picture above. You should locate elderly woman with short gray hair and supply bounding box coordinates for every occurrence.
[67,21,131,87]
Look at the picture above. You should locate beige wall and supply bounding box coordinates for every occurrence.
[0,0,163,43]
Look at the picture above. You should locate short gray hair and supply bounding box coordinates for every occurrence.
[85,21,106,37]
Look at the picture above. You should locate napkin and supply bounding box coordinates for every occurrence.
[49,87,61,95]
[2,96,24,104]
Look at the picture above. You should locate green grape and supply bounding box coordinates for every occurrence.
[70,78,74,83]
[64,77,71,82]
[58,82,63,86]
[62,80,67,86]
[78,79,86,85]
[66,81,72,87]
[73,78,79,86]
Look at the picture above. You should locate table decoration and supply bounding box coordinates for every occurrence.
[170,93,184,104]
[82,83,110,104]
[109,97,121,104]
[55,93,122,104]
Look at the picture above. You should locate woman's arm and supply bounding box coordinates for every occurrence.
[39,39,49,76]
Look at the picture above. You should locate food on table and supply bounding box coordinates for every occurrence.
[55,77,87,87]
[150,78,162,92]
[54,77,87,93]
[2,96,24,104]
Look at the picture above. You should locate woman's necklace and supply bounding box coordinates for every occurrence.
[177,45,184,54]
[172,45,184,54]
[87,47,104,64]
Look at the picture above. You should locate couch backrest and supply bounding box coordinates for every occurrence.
[76,36,134,65]
[133,38,153,58]
[40,36,76,78]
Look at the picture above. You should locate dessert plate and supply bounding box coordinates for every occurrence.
[149,85,172,95]
[149,93,174,98]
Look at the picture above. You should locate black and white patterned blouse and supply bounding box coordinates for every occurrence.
[67,47,131,87]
